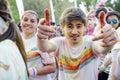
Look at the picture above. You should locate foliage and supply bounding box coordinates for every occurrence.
[8,0,120,24]
[23,0,73,24]
[23,0,50,19]
[52,0,73,24]
[8,0,19,23]
[106,0,120,13]
[77,0,97,11]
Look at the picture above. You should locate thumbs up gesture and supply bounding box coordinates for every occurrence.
[99,11,105,28]
[93,11,117,47]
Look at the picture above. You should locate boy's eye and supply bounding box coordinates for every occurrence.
[77,24,81,29]
[67,25,73,29]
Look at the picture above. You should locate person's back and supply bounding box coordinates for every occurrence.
[0,39,28,80]
[0,0,28,79]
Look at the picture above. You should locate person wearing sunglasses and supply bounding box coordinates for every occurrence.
[105,11,120,80]
[97,10,120,80]
[106,11,120,29]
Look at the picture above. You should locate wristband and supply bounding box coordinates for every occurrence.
[29,67,37,77]
[33,67,37,76]
[99,65,106,71]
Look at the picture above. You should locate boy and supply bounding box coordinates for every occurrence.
[37,7,117,80]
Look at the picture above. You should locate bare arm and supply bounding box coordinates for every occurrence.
[37,18,56,52]
[92,24,117,55]
[28,62,56,76]
[36,63,56,75]
[37,38,56,52]
[102,54,112,68]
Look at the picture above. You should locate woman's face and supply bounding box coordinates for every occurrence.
[20,12,38,35]
[106,15,119,29]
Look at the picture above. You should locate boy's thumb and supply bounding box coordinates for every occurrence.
[99,11,105,28]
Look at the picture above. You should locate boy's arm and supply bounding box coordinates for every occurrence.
[37,38,56,52]
[37,18,56,52]
[92,41,113,55]
[92,24,117,55]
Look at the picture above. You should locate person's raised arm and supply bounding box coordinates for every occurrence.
[37,9,56,53]
[92,11,117,55]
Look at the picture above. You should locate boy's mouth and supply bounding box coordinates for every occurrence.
[70,35,79,41]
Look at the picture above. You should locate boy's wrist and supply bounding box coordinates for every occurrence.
[99,64,106,71]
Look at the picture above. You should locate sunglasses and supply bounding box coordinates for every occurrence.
[106,19,118,24]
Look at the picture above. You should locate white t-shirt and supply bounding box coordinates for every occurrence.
[50,36,99,80]
[22,36,55,80]
[0,40,28,80]
[112,27,120,80]
[115,53,120,80]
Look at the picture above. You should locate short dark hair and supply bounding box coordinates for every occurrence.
[95,7,107,18]
[106,11,120,20]
[60,7,87,26]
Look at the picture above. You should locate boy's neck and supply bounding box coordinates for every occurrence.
[68,38,83,48]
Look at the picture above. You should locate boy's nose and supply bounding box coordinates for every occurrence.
[72,28,78,34]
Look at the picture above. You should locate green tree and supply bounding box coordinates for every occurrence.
[53,0,73,24]
[23,0,50,19]
[8,0,19,23]
[106,0,120,13]
[23,0,73,24]
[77,0,97,11]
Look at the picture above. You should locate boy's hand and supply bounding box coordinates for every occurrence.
[99,11,105,28]
[92,24,117,47]
[37,18,55,39]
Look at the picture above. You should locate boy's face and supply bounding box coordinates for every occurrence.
[63,20,85,46]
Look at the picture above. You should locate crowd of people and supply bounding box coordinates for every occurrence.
[0,0,120,80]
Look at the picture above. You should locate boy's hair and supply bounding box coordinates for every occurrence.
[106,11,120,29]
[60,7,87,26]
[95,7,107,18]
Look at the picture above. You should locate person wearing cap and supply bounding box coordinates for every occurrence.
[0,0,28,80]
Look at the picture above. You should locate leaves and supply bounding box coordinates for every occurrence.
[8,0,120,24]
[8,0,19,23]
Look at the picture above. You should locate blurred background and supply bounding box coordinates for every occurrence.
[9,0,120,25]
